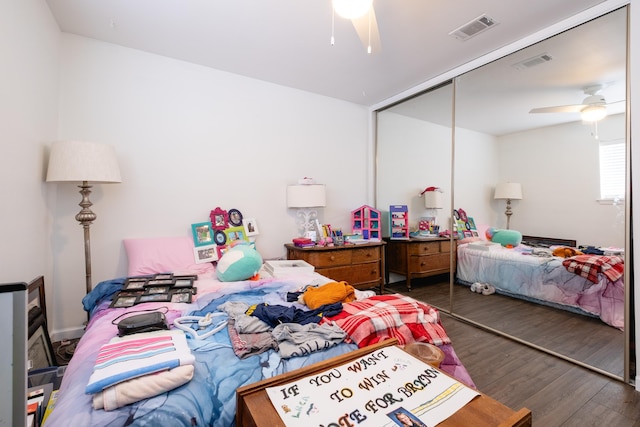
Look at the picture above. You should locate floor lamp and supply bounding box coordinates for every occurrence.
[46,140,122,313]
[494,182,522,230]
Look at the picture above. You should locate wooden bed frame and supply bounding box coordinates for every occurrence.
[520,235,577,248]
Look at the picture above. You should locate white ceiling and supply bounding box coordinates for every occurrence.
[45,0,626,135]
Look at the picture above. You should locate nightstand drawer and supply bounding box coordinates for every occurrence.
[304,250,352,267]
[408,241,440,256]
[318,263,381,286]
[351,247,381,263]
[409,253,450,273]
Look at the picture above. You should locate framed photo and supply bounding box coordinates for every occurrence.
[224,226,248,243]
[192,221,215,247]
[146,285,171,294]
[243,218,259,236]
[228,208,243,227]
[154,274,173,281]
[174,278,194,288]
[147,279,175,286]
[138,293,171,303]
[209,207,229,230]
[123,279,147,290]
[28,276,47,321]
[110,294,139,308]
[194,244,218,264]
[27,315,56,370]
[170,289,193,303]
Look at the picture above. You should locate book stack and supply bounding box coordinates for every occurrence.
[292,237,315,247]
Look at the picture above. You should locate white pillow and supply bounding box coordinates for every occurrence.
[124,236,215,276]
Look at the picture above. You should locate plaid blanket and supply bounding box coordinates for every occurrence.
[320,294,450,347]
[562,255,624,284]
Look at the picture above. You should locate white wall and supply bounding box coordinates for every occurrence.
[50,34,369,338]
[0,4,59,286]
[497,115,625,247]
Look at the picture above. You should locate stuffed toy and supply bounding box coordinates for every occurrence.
[485,227,522,248]
[216,242,263,282]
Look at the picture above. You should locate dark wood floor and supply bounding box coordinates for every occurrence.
[385,278,640,427]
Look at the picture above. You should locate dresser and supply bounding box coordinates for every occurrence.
[385,237,454,290]
[284,242,386,293]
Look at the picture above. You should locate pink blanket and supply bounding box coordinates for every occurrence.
[321,294,451,347]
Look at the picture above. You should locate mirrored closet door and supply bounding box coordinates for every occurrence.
[375,6,631,382]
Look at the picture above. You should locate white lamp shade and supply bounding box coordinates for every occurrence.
[46,140,122,183]
[424,191,444,209]
[494,182,522,200]
[287,185,326,208]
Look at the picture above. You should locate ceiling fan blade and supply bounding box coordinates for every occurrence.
[529,104,584,114]
[351,6,381,53]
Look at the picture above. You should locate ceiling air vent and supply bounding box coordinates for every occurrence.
[449,14,499,41]
[511,53,553,70]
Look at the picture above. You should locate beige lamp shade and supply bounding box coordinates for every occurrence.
[424,191,444,209]
[286,184,326,208]
[494,182,522,200]
[47,140,122,183]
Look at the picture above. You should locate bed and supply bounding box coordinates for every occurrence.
[456,235,624,329]
[44,237,475,427]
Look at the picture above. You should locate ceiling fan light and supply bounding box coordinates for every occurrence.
[581,105,607,122]
[333,0,372,20]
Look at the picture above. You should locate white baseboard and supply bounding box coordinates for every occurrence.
[50,326,84,343]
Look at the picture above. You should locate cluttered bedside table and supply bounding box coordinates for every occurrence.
[284,241,386,293]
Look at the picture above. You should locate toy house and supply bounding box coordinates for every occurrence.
[351,205,381,240]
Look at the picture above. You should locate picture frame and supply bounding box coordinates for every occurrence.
[173,278,194,288]
[228,208,243,227]
[194,244,218,264]
[146,279,175,286]
[110,294,139,308]
[209,207,229,230]
[28,276,47,321]
[191,221,215,247]
[146,285,171,294]
[170,289,193,303]
[243,218,259,236]
[154,273,173,281]
[123,279,147,290]
[138,293,171,303]
[224,226,248,243]
[27,314,55,369]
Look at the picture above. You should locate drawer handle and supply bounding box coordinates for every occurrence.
[330,255,335,261]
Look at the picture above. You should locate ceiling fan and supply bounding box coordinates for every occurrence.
[332,0,381,54]
[529,85,622,122]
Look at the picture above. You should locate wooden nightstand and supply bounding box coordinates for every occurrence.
[284,242,386,293]
[385,237,455,290]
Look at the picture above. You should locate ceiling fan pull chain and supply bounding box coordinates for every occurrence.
[331,8,336,46]
[367,8,372,54]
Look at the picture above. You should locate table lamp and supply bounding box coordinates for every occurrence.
[287,183,326,239]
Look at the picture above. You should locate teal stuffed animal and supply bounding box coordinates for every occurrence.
[216,242,263,282]
[485,227,522,248]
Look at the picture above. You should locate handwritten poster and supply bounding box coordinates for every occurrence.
[266,345,479,427]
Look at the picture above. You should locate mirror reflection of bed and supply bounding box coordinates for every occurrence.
[377,6,630,382]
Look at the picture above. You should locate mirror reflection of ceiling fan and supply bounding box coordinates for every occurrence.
[331,0,381,54]
[529,84,624,122]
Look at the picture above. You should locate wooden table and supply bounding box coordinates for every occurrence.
[236,339,531,427]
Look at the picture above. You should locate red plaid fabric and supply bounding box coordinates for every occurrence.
[320,294,450,348]
[562,255,624,284]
